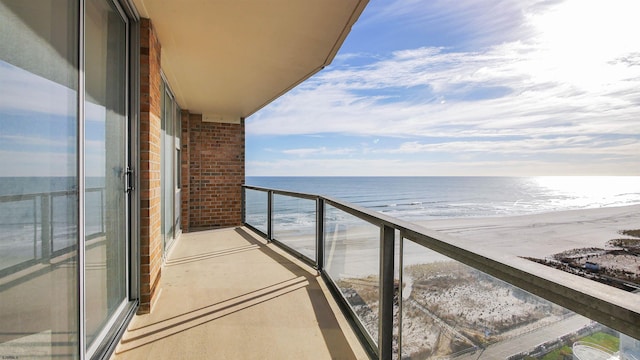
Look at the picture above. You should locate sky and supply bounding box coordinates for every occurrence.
[0,59,117,178]
[245,0,640,176]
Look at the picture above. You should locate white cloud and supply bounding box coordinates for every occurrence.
[248,0,640,143]
[281,147,356,157]
[382,136,640,158]
[249,38,640,139]
[246,0,640,176]
[0,61,77,117]
[0,134,73,148]
[247,157,639,177]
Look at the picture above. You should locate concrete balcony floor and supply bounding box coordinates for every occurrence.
[112,227,367,359]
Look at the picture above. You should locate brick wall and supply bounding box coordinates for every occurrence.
[137,18,245,314]
[180,110,190,232]
[182,115,245,230]
[138,18,162,314]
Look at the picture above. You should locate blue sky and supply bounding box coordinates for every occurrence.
[246,0,640,176]
[0,60,112,177]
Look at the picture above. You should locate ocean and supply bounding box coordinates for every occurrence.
[2,175,638,272]
[0,177,106,272]
[245,176,640,222]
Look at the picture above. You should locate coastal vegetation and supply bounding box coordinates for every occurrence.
[525,229,640,291]
[338,261,571,359]
[540,332,619,360]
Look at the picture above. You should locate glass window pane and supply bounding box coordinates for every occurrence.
[0,1,79,358]
[84,0,127,350]
[162,89,174,249]
[175,105,181,144]
[176,149,181,189]
[175,147,181,233]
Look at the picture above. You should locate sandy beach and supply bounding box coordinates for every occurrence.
[266,204,640,358]
[415,204,640,259]
[271,204,640,278]
[332,205,640,358]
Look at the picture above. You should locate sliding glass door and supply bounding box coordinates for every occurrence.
[0,1,80,358]
[0,0,133,358]
[161,82,181,255]
[84,0,129,353]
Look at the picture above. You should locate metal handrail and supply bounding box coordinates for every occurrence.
[243,185,318,201]
[0,187,104,203]
[242,185,640,359]
[0,187,106,277]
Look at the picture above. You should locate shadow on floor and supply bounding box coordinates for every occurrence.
[115,227,359,359]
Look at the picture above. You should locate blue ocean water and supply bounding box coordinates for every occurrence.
[246,176,640,222]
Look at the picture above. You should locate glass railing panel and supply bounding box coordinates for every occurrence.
[272,194,316,261]
[85,188,105,239]
[0,196,38,271]
[324,204,381,346]
[52,192,78,253]
[400,237,640,360]
[244,188,268,234]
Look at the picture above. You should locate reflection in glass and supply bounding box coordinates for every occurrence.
[324,205,380,344]
[84,0,127,350]
[244,189,268,234]
[174,103,182,236]
[161,86,175,251]
[0,0,79,358]
[272,195,316,261]
[400,238,640,359]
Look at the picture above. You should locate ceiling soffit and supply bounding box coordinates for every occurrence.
[132,0,368,120]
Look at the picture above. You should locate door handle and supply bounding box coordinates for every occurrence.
[125,166,134,193]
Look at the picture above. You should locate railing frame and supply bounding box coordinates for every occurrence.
[378,224,395,359]
[316,197,324,272]
[0,188,106,277]
[267,190,273,241]
[242,185,640,360]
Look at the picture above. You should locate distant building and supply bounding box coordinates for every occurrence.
[572,342,618,360]
[573,336,640,360]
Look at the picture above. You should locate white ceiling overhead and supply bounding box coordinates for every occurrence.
[132,0,368,121]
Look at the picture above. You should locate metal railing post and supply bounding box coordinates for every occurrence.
[237,185,640,345]
[40,193,52,262]
[398,233,405,359]
[100,188,105,234]
[316,197,324,271]
[267,190,273,241]
[379,224,395,359]
[241,186,246,224]
[33,197,37,259]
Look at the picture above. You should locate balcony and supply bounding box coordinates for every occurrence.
[111,184,640,359]
[111,227,368,359]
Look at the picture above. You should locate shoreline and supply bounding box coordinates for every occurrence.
[415,204,640,259]
[262,204,640,277]
[336,205,640,358]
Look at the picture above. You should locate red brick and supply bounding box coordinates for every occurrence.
[138,18,162,315]
[182,115,244,230]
